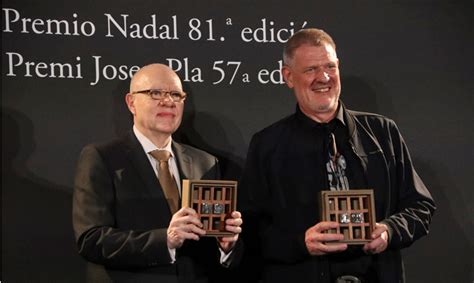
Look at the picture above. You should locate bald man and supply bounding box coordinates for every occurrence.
[73,64,242,283]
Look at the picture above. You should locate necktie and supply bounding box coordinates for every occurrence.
[149,150,179,214]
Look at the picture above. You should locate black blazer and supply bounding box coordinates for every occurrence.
[238,104,435,283]
[73,132,230,283]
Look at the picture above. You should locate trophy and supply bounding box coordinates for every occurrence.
[320,189,376,244]
[181,180,237,237]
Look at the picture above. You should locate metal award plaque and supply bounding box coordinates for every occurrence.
[181,180,237,237]
[320,189,376,244]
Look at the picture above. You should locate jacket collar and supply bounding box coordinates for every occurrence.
[171,141,193,180]
[342,101,385,170]
[124,131,163,196]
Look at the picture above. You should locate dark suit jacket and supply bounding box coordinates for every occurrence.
[73,132,234,283]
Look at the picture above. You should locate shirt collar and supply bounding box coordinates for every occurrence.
[133,125,174,157]
[295,101,346,128]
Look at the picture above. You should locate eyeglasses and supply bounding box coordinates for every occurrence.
[131,89,187,102]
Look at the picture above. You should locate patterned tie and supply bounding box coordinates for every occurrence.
[149,150,179,214]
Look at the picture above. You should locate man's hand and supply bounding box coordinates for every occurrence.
[305,221,348,255]
[167,207,206,249]
[363,223,389,254]
[217,211,243,253]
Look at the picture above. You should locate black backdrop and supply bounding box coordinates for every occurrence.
[2,0,473,282]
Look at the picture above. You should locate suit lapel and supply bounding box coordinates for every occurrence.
[172,141,193,180]
[124,132,164,198]
[123,134,195,214]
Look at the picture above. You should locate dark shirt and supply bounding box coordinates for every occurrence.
[295,106,376,282]
[239,101,435,283]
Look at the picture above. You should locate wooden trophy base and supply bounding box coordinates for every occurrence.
[182,180,237,237]
[320,189,376,244]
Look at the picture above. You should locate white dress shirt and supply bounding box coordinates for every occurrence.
[132,126,233,265]
[133,126,181,193]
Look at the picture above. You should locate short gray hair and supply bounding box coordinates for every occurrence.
[283,28,336,66]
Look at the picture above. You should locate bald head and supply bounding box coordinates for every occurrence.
[130,63,182,93]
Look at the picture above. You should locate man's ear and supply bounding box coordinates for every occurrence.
[125,93,136,115]
[282,66,294,88]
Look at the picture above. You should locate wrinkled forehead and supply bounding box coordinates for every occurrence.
[301,43,337,58]
[293,43,338,63]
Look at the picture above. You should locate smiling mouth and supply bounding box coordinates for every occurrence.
[312,87,330,93]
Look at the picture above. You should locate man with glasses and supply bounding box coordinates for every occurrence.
[73,63,242,282]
